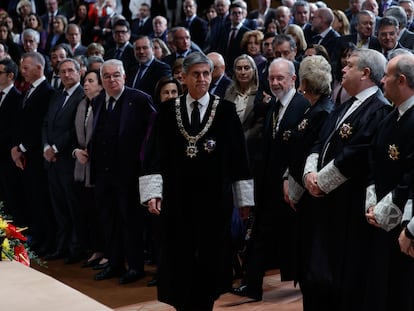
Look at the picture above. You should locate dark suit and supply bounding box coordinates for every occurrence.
[243,91,310,299]
[104,42,137,72]
[162,47,198,68]
[318,29,341,61]
[13,79,56,254]
[90,87,155,272]
[0,86,23,223]
[42,85,85,257]
[180,16,208,50]
[398,28,414,50]
[126,57,172,99]
[207,14,230,52]
[209,74,231,98]
[72,44,88,56]
[131,17,153,40]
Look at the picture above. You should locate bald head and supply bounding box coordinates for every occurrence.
[207,52,226,81]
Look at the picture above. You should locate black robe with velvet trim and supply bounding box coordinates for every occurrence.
[142,94,252,309]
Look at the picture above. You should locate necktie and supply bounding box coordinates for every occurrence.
[22,84,34,108]
[336,96,357,127]
[53,75,60,89]
[0,91,4,106]
[139,19,144,28]
[107,97,115,112]
[191,101,200,133]
[133,64,147,89]
[49,14,54,33]
[228,28,237,47]
[58,91,69,111]
[186,18,191,28]
[114,48,122,59]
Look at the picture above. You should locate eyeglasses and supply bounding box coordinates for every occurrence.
[114,30,129,34]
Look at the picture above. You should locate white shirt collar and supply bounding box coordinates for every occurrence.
[398,95,414,117]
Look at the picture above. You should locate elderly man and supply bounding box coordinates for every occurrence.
[365,53,414,311]
[92,59,154,284]
[302,48,391,310]
[42,58,85,263]
[232,58,309,302]
[180,0,208,50]
[377,16,405,59]
[207,52,231,98]
[385,5,414,49]
[139,51,254,311]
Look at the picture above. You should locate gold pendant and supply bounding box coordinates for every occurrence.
[388,144,400,160]
[186,141,198,158]
[339,123,353,139]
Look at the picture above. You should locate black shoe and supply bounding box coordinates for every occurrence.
[94,266,123,281]
[231,285,262,301]
[92,261,110,270]
[119,269,146,284]
[81,257,102,268]
[147,276,158,287]
[44,251,66,260]
[64,252,86,264]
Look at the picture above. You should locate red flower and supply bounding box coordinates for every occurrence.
[6,224,28,242]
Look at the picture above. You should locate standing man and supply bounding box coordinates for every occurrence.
[232,58,309,301]
[47,44,71,91]
[126,35,171,100]
[92,59,154,284]
[301,48,391,310]
[0,59,23,224]
[377,16,404,59]
[66,24,87,56]
[162,27,197,68]
[11,52,56,256]
[139,52,254,311]
[42,58,85,263]
[207,52,231,98]
[180,0,208,50]
[365,53,414,311]
[104,19,136,70]
[131,3,153,39]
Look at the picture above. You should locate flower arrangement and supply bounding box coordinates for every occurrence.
[0,202,44,266]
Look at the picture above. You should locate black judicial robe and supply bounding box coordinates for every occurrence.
[142,94,252,308]
[305,89,391,310]
[365,106,414,311]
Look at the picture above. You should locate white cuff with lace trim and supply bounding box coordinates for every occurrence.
[139,174,163,205]
[374,192,402,232]
[402,199,413,222]
[232,179,255,208]
[288,175,305,204]
[365,184,377,212]
[303,153,319,178]
[317,160,347,194]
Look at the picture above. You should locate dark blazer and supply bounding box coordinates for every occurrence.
[208,14,230,52]
[162,47,198,68]
[44,33,67,55]
[398,28,414,50]
[42,85,84,159]
[210,74,232,98]
[336,33,382,52]
[319,28,341,60]
[126,58,172,98]
[91,87,155,184]
[73,44,88,56]
[180,16,208,50]
[131,17,153,39]
[0,86,21,161]
[104,42,137,71]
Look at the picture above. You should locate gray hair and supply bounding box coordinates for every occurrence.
[299,55,332,95]
[385,6,408,28]
[352,48,387,85]
[357,10,375,25]
[100,59,125,77]
[273,33,297,50]
[292,1,310,14]
[182,52,213,74]
[318,8,334,26]
[21,28,40,43]
[394,54,414,89]
[378,15,400,31]
[214,0,231,5]
[58,58,81,72]
[270,58,296,76]
[389,48,413,59]
[22,51,45,68]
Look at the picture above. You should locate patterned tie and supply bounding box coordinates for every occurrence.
[191,101,200,133]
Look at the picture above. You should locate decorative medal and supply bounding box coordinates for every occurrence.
[175,96,219,158]
[388,144,400,160]
[282,130,292,141]
[298,118,308,131]
[339,123,353,139]
[203,139,216,153]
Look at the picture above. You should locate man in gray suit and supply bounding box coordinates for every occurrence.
[42,58,85,264]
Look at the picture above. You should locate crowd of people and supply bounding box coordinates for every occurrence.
[1,0,414,310]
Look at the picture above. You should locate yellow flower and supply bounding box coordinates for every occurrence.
[1,237,10,260]
[0,217,7,231]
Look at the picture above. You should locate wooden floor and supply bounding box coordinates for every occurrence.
[33,260,303,310]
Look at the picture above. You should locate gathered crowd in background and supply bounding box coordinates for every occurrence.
[1,0,414,310]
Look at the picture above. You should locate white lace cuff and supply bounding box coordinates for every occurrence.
[402,199,413,222]
[232,179,255,208]
[303,153,319,177]
[374,192,402,232]
[365,184,377,212]
[288,175,305,204]
[139,174,163,204]
[317,160,347,194]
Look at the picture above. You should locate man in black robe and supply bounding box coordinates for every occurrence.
[302,48,391,311]
[365,53,414,311]
[139,51,254,311]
